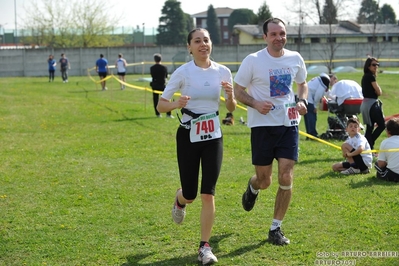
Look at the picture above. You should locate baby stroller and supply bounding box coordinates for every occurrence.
[319,97,363,140]
[319,79,364,140]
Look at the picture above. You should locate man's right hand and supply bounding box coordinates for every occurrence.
[254,100,274,115]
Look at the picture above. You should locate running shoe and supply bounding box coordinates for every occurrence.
[171,188,186,224]
[198,243,218,265]
[242,178,258,211]
[268,227,290,245]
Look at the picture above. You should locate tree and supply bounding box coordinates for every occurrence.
[290,0,311,53]
[156,0,187,45]
[357,1,396,56]
[227,9,256,32]
[206,5,221,44]
[184,13,194,32]
[320,0,338,24]
[357,0,380,24]
[314,0,323,24]
[380,4,396,24]
[21,0,122,48]
[319,0,339,72]
[253,1,273,25]
[357,0,380,56]
[305,0,352,73]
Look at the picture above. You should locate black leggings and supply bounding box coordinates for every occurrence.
[176,126,223,200]
[49,70,55,80]
[365,102,385,149]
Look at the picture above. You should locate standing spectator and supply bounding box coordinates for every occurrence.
[233,18,308,245]
[150,53,173,118]
[360,57,385,152]
[59,53,70,83]
[47,54,56,82]
[304,73,330,138]
[96,54,109,91]
[115,53,127,90]
[157,28,236,265]
[374,118,399,182]
[332,117,372,174]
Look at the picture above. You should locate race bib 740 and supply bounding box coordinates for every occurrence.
[189,113,222,143]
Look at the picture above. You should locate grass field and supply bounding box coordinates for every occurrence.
[0,71,398,266]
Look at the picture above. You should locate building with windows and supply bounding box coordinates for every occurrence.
[191,7,235,45]
[232,21,399,45]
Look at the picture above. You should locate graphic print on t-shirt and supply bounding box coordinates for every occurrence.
[269,68,291,97]
[60,59,68,69]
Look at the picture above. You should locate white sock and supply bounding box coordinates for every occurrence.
[270,219,282,231]
[250,184,259,194]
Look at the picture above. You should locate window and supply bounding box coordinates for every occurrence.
[293,38,302,44]
[223,31,229,39]
[311,38,320,43]
[223,18,228,26]
[384,36,392,42]
[201,19,207,28]
[367,36,377,42]
[326,37,336,43]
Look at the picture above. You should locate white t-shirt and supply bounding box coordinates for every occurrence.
[378,135,399,174]
[234,48,307,127]
[116,58,126,73]
[345,133,372,168]
[161,60,232,123]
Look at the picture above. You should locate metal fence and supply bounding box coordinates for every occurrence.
[0,42,398,78]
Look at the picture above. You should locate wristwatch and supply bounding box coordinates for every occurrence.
[298,98,308,107]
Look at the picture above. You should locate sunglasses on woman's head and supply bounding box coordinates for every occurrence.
[371,63,380,67]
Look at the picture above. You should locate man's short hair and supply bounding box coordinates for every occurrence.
[154,53,162,63]
[262,18,285,35]
[347,117,360,127]
[386,117,399,135]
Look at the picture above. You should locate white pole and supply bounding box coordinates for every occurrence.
[14,0,17,47]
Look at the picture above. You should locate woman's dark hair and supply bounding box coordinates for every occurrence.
[363,57,379,75]
[187,28,209,44]
[262,18,285,35]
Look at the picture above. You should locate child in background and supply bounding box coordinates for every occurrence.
[47,54,56,82]
[374,117,399,182]
[332,117,372,174]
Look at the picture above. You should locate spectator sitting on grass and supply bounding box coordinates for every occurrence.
[374,117,399,182]
[332,117,372,175]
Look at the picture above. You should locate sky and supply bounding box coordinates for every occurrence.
[1,0,399,33]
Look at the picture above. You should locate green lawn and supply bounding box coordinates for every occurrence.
[0,72,398,266]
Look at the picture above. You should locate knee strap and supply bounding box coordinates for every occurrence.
[280,184,293,190]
